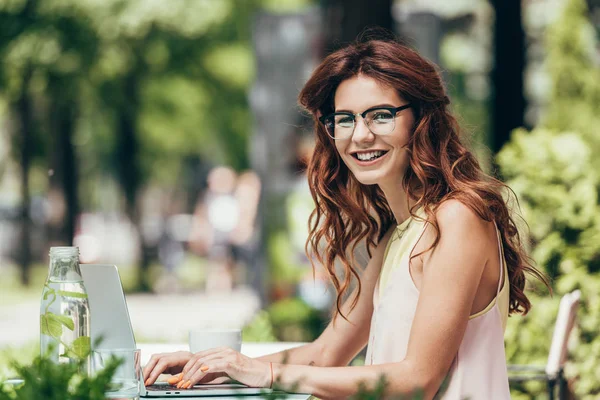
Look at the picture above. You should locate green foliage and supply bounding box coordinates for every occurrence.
[497,0,600,397]
[0,0,265,210]
[499,119,600,400]
[243,310,278,343]
[267,298,325,342]
[0,350,120,400]
[259,0,315,14]
[40,283,91,360]
[244,297,326,343]
[543,0,600,148]
[268,231,306,284]
[0,343,37,380]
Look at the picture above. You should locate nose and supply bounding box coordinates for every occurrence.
[351,116,375,144]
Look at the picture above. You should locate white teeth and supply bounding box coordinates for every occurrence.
[356,151,383,161]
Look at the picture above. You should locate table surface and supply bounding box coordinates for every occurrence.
[138,342,313,400]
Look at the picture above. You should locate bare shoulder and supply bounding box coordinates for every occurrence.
[434,199,489,235]
[417,199,494,259]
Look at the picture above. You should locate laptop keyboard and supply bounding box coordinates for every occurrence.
[145,383,251,391]
[146,384,176,391]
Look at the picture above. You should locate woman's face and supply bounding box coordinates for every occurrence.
[333,75,415,188]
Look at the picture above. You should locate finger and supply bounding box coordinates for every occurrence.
[167,373,183,386]
[143,353,163,382]
[182,353,227,383]
[179,360,205,388]
[146,357,181,386]
[181,348,228,377]
[143,354,166,385]
[186,364,220,388]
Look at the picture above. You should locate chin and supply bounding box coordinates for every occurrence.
[350,171,384,186]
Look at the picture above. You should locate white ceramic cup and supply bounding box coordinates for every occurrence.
[189,329,242,354]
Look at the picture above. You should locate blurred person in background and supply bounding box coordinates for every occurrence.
[189,167,261,293]
[189,166,239,292]
[144,38,549,399]
[228,170,261,283]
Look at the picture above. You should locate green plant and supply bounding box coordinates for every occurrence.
[499,127,600,399]
[40,283,91,360]
[497,1,600,397]
[267,298,326,342]
[0,344,37,381]
[243,310,278,343]
[0,350,120,400]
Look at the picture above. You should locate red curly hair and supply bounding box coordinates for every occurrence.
[298,39,548,321]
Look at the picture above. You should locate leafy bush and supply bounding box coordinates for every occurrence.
[0,353,119,400]
[498,1,600,397]
[243,310,278,343]
[499,120,600,400]
[243,298,327,343]
[0,344,37,383]
[267,298,326,343]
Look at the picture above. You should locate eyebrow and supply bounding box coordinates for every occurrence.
[334,103,397,113]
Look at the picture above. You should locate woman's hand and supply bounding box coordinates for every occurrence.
[143,351,193,386]
[143,351,231,386]
[176,347,271,389]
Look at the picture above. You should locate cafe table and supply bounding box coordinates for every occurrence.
[138,341,314,400]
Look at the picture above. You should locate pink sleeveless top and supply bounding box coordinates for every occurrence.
[365,211,511,399]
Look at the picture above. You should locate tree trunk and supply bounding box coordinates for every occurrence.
[491,0,525,153]
[48,85,79,246]
[60,101,79,245]
[115,73,151,291]
[322,0,394,52]
[16,69,33,286]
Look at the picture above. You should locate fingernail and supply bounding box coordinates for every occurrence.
[201,366,209,372]
[144,379,150,386]
[185,380,192,389]
[176,381,183,389]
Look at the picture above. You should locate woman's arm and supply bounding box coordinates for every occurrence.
[257,227,395,367]
[255,342,322,365]
[270,201,494,399]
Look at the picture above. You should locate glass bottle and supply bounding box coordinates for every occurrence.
[40,247,91,372]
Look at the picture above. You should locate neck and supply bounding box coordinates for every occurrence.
[379,180,414,225]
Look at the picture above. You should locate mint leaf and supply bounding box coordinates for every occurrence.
[57,290,88,299]
[47,312,75,331]
[70,336,91,359]
[40,314,63,338]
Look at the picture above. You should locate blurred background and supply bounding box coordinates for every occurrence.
[1,0,599,397]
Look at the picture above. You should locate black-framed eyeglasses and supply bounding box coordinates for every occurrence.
[319,104,412,140]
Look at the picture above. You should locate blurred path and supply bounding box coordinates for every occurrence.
[0,287,260,348]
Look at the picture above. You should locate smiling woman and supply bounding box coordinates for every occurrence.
[143,38,549,400]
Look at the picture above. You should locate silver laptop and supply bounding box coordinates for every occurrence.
[81,264,271,397]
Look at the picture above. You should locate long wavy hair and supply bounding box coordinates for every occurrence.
[298,39,548,321]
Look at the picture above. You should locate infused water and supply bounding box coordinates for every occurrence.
[40,247,91,373]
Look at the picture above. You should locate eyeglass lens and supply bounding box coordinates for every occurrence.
[325,109,395,139]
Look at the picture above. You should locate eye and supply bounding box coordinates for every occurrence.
[371,111,394,123]
[336,115,354,127]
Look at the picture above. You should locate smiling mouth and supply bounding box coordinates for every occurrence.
[352,150,388,162]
